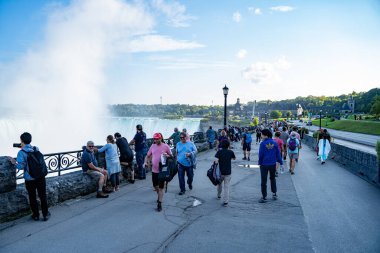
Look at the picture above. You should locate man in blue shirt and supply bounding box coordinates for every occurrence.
[129,124,148,179]
[176,132,197,195]
[258,129,283,203]
[81,141,110,198]
[13,132,50,221]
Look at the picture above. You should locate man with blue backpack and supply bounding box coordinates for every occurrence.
[287,132,300,175]
[241,128,252,161]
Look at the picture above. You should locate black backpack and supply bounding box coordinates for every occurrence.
[22,147,48,179]
[158,157,178,192]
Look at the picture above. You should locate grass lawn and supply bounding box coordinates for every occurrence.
[312,119,380,135]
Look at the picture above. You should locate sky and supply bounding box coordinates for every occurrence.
[0,0,379,107]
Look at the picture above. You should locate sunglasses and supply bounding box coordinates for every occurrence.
[180,136,185,139]
[88,146,94,148]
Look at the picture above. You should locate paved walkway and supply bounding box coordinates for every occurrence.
[1,141,379,253]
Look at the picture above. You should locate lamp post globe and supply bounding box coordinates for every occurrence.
[223,85,229,127]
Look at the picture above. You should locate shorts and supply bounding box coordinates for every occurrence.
[243,142,251,151]
[152,172,165,189]
[288,153,299,160]
[86,169,104,179]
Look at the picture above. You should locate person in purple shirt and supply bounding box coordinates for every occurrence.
[258,129,283,203]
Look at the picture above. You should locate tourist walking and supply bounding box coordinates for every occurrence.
[215,140,236,206]
[258,129,283,203]
[290,126,302,162]
[81,141,111,198]
[318,134,331,164]
[97,135,122,192]
[129,124,148,179]
[216,130,229,150]
[176,132,197,195]
[280,126,289,160]
[287,132,300,175]
[206,126,216,149]
[241,128,252,161]
[144,133,173,212]
[255,127,262,144]
[11,132,51,221]
[114,132,135,184]
[273,131,284,176]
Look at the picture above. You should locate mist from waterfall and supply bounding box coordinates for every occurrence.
[0,0,156,155]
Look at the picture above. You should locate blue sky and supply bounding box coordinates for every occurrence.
[0,0,379,107]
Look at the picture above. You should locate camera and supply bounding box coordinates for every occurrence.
[13,143,21,148]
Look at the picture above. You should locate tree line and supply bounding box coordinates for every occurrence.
[109,88,379,118]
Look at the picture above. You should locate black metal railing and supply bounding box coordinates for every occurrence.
[16,133,204,180]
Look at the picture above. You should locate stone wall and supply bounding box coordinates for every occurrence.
[302,134,379,185]
[0,141,210,222]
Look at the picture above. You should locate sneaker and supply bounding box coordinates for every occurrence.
[178,191,185,195]
[43,212,51,221]
[97,192,109,198]
[223,202,228,207]
[295,158,298,163]
[157,202,162,212]
[247,157,250,161]
[259,197,267,203]
[272,194,278,200]
[217,195,221,199]
[291,171,295,175]
[188,184,193,190]
[321,161,325,165]
[242,157,247,160]
[128,179,135,184]
[115,186,120,191]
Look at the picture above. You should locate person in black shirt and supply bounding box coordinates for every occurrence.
[215,140,236,206]
[114,132,135,184]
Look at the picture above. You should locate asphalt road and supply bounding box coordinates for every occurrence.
[1,140,379,253]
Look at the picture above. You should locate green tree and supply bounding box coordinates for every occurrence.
[370,96,380,118]
[286,111,292,119]
[270,110,282,119]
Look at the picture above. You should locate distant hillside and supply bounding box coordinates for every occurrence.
[109,88,379,117]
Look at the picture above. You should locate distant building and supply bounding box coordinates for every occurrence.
[340,95,355,114]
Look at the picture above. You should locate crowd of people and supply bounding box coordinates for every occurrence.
[11,120,332,221]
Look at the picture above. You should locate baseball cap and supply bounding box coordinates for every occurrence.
[153,133,162,139]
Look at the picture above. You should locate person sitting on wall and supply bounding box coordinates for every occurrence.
[81,141,112,198]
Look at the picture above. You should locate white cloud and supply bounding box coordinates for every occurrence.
[127,34,204,52]
[276,56,291,70]
[270,6,294,12]
[248,7,262,15]
[233,12,242,23]
[242,57,291,84]
[148,55,234,69]
[236,49,247,59]
[152,0,196,27]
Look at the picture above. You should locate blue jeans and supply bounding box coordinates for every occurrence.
[178,163,194,192]
[135,150,146,178]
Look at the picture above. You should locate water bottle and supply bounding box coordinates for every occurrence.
[280,165,284,174]
[161,153,167,166]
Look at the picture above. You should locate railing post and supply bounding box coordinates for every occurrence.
[58,154,61,176]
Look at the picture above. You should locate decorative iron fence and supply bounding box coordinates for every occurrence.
[15,134,204,180]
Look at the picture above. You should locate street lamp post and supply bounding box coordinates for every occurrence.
[319,110,322,130]
[223,85,229,128]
